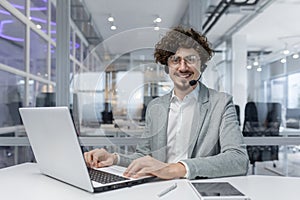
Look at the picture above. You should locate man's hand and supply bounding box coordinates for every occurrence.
[84,148,117,168]
[123,156,187,179]
[151,163,187,179]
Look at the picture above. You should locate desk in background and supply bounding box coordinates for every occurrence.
[1,163,300,200]
[280,127,300,136]
[79,125,144,153]
[1,125,300,176]
[80,124,144,138]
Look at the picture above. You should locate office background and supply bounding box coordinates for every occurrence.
[0,0,300,176]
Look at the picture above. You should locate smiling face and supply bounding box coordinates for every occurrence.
[167,48,201,94]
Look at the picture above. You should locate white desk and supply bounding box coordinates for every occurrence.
[1,163,300,200]
[280,127,300,137]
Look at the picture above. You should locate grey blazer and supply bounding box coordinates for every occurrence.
[119,82,249,179]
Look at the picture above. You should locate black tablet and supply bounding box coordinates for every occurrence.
[190,182,250,200]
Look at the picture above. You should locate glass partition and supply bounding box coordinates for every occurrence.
[30,30,48,77]
[30,0,48,34]
[7,0,25,15]
[0,5,25,71]
[0,70,24,127]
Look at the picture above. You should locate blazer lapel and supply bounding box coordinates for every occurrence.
[188,83,209,157]
[152,93,171,162]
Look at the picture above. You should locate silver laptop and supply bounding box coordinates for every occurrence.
[19,107,154,193]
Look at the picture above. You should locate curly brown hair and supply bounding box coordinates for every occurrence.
[154,26,213,67]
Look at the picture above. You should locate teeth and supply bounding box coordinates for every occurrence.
[179,74,191,78]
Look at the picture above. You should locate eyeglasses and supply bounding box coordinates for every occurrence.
[168,55,200,67]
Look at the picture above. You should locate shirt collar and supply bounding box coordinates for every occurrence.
[170,84,200,102]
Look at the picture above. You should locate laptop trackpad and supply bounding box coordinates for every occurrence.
[100,165,127,177]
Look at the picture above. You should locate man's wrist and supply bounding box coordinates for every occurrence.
[178,161,190,178]
[171,162,187,178]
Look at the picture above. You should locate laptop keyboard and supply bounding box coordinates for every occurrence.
[88,168,129,184]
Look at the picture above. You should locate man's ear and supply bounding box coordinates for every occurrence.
[164,65,169,74]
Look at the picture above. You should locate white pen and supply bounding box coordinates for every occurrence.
[157,183,177,198]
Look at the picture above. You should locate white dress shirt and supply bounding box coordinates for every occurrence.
[166,85,199,164]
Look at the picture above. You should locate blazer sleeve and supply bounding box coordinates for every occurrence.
[117,100,155,167]
[117,129,152,167]
[181,93,249,179]
[117,95,170,167]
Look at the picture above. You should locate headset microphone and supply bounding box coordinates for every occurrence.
[189,74,202,86]
[189,64,206,86]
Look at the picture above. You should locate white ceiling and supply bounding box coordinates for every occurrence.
[84,0,189,40]
[83,0,300,59]
[236,0,300,52]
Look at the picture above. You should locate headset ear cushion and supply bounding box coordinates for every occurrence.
[164,65,169,74]
[201,64,207,72]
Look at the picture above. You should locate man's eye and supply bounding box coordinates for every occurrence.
[172,57,180,63]
[186,56,196,63]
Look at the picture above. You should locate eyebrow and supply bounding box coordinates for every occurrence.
[172,54,198,57]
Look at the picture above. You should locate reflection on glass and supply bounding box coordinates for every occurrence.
[50,1,56,42]
[286,73,300,129]
[271,77,286,106]
[7,0,25,15]
[75,34,81,61]
[0,70,24,127]
[51,45,56,82]
[288,73,300,108]
[70,60,74,73]
[30,30,47,77]
[71,71,105,128]
[70,27,73,55]
[75,64,80,73]
[30,0,48,34]
[29,80,55,107]
[83,43,88,61]
[0,5,25,71]
[115,71,144,120]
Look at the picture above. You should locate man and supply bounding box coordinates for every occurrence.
[84,26,249,180]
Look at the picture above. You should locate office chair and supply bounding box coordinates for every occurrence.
[235,104,241,126]
[101,102,114,124]
[242,102,281,174]
[35,92,56,107]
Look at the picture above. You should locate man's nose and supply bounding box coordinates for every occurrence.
[178,59,189,71]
